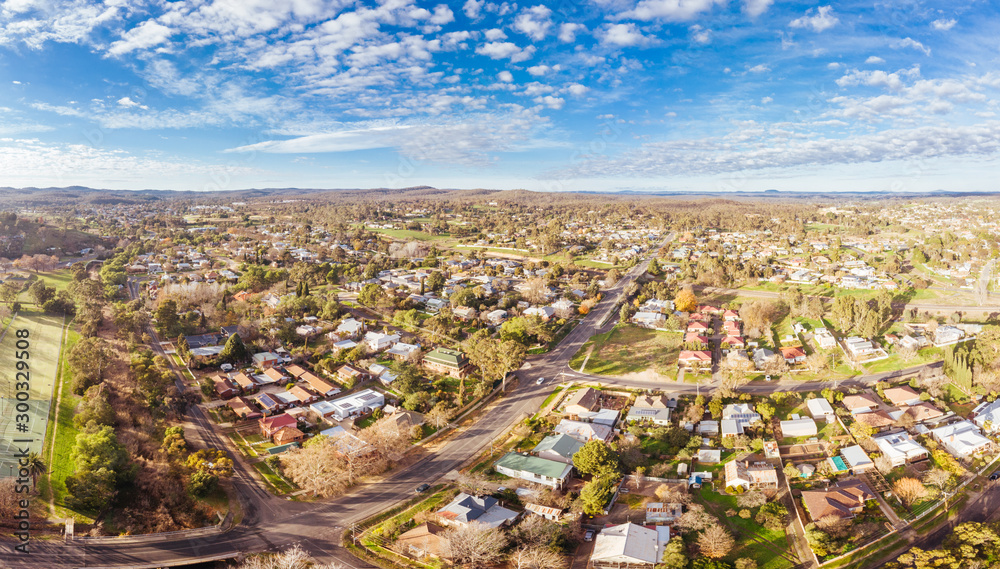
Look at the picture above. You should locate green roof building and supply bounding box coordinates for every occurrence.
[494,452,573,489]
[423,347,473,378]
[532,434,584,464]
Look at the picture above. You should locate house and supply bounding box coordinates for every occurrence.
[533,434,584,464]
[897,402,944,423]
[931,420,992,458]
[840,445,875,473]
[780,346,806,364]
[883,385,922,407]
[335,318,365,339]
[227,396,260,419]
[309,400,339,419]
[814,328,836,349]
[212,376,238,399]
[364,331,400,352]
[722,403,762,436]
[252,351,280,369]
[807,398,835,421]
[752,348,775,369]
[525,306,556,321]
[626,395,672,425]
[563,387,599,416]
[386,342,420,360]
[645,502,683,524]
[724,460,778,491]
[272,426,307,445]
[423,347,473,379]
[259,413,297,438]
[684,332,710,346]
[591,523,669,569]
[720,335,745,350]
[328,389,385,421]
[263,367,286,384]
[678,350,713,369]
[485,309,508,325]
[524,503,563,521]
[288,385,318,405]
[934,325,965,346]
[781,417,818,438]
[697,420,719,436]
[336,363,369,384]
[284,364,309,378]
[436,493,519,528]
[632,311,666,328]
[801,480,876,521]
[845,337,878,358]
[874,432,929,467]
[301,372,341,397]
[697,449,721,463]
[453,306,477,321]
[396,523,452,562]
[854,410,895,430]
[494,452,573,489]
[842,393,880,414]
[973,399,1000,432]
[555,419,613,443]
[253,392,282,415]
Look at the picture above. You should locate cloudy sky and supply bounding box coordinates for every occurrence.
[0,0,998,192]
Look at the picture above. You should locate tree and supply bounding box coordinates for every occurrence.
[783,462,800,480]
[675,288,697,313]
[579,476,617,515]
[755,502,788,531]
[186,449,234,478]
[698,525,735,558]
[675,504,716,533]
[426,401,453,429]
[0,280,21,304]
[756,400,775,421]
[736,491,767,509]
[23,451,45,490]
[657,538,688,569]
[65,466,118,512]
[445,522,509,568]
[734,559,758,569]
[219,332,250,363]
[236,545,344,569]
[463,331,526,392]
[161,426,187,455]
[154,299,181,336]
[357,283,384,307]
[508,545,565,569]
[892,477,928,507]
[573,440,620,478]
[68,336,114,394]
[28,280,55,305]
[923,468,952,491]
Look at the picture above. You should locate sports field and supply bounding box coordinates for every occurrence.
[0,311,65,477]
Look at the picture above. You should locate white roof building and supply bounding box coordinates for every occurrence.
[973,400,1000,432]
[841,445,875,472]
[591,522,668,568]
[806,398,835,420]
[780,417,818,438]
[931,420,992,458]
[328,389,386,421]
[874,432,929,467]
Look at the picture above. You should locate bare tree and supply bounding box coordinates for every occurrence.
[923,468,952,491]
[236,544,344,569]
[736,491,767,509]
[655,484,692,505]
[698,525,735,558]
[508,545,565,569]
[814,515,852,539]
[675,504,716,533]
[873,454,894,476]
[445,522,509,568]
[279,440,350,497]
[892,477,929,507]
[454,472,493,496]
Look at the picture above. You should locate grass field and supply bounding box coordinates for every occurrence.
[364,226,454,241]
[0,311,65,477]
[569,324,682,376]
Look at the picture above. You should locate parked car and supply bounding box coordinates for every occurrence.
[536,377,545,385]
[584,530,595,542]
[990,472,1000,481]
[415,483,430,493]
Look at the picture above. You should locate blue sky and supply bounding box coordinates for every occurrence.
[1,0,999,192]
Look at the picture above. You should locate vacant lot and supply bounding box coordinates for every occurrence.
[570,324,682,376]
[0,311,65,475]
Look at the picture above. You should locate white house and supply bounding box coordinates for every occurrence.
[328,389,385,421]
[335,318,364,339]
[722,403,761,435]
[591,523,669,569]
[874,432,929,467]
[555,419,613,443]
[806,398,835,421]
[931,420,992,458]
[780,417,818,438]
[524,306,556,321]
[814,328,836,350]
[364,331,400,352]
[934,325,965,346]
[632,311,666,329]
[841,445,875,473]
[973,399,1000,432]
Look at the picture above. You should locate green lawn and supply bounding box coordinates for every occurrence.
[39,325,89,522]
[570,324,682,376]
[697,487,793,569]
[252,461,298,494]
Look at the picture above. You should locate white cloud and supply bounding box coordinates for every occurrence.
[463,0,483,19]
[827,62,842,69]
[475,41,535,62]
[761,96,772,104]
[11,80,21,84]
[547,120,1000,178]
[601,23,652,47]
[484,28,506,40]
[865,56,885,64]
[742,0,773,18]
[497,70,513,82]
[748,64,770,73]
[106,20,172,56]
[567,83,588,96]
[836,66,920,90]
[558,22,584,42]
[622,0,723,21]
[116,96,146,109]
[513,5,552,41]
[689,24,710,44]
[535,95,564,109]
[789,6,839,33]
[527,65,551,76]
[931,18,956,31]
[430,4,454,25]
[893,37,931,55]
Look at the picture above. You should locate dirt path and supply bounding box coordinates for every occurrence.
[45,314,69,517]
[578,345,594,373]
[618,368,675,383]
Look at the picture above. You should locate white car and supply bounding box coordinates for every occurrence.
[536,377,545,385]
